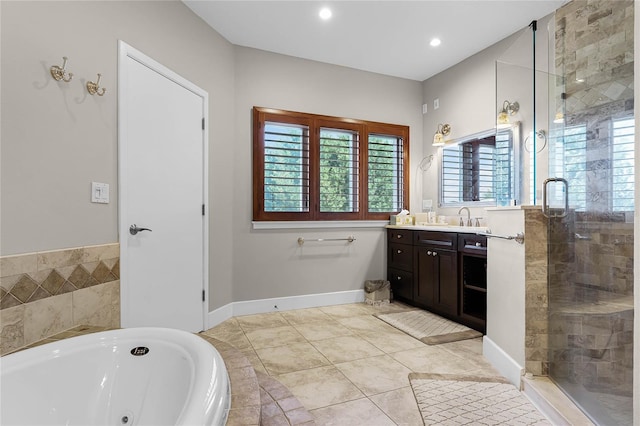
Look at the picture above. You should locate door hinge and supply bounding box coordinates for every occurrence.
[202,204,205,216]
[202,290,205,302]
[202,118,205,130]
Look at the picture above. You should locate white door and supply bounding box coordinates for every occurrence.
[118,42,208,332]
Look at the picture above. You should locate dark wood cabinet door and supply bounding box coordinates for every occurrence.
[415,246,457,316]
[388,267,413,302]
[415,247,435,307]
[388,242,413,271]
[434,249,458,316]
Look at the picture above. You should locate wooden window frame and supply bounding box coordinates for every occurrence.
[253,107,409,221]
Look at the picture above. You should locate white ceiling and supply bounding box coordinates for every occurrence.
[184,0,566,81]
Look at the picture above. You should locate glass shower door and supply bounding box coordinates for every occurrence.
[546,122,634,426]
[543,19,635,425]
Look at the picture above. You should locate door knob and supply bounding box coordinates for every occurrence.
[129,224,152,235]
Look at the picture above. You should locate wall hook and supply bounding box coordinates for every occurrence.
[50,56,73,82]
[86,73,106,96]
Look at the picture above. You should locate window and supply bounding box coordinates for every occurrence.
[548,117,634,212]
[441,132,500,206]
[494,127,519,206]
[612,117,634,212]
[319,126,359,213]
[253,107,409,221]
[263,121,310,213]
[547,124,587,210]
[368,131,406,213]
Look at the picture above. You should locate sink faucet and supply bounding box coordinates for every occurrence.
[458,206,471,227]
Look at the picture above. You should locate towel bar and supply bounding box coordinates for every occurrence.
[477,230,524,245]
[297,235,356,246]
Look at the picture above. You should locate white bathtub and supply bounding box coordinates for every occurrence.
[1,327,230,425]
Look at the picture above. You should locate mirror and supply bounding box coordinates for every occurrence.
[439,124,521,207]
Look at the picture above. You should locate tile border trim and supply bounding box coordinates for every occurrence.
[1,243,119,310]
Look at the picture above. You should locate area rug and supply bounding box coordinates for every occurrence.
[409,373,551,425]
[375,309,482,345]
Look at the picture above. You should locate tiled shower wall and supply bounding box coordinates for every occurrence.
[545,0,634,401]
[524,208,549,376]
[526,1,634,386]
[0,243,120,355]
[556,0,634,216]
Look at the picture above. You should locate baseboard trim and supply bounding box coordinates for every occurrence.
[207,289,365,329]
[206,303,234,329]
[482,336,524,388]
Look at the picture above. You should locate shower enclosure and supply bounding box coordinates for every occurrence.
[497,2,634,423]
[546,2,634,424]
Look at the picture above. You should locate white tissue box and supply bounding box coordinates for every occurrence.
[390,215,414,225]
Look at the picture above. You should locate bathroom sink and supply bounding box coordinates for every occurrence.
[389,224,488,234]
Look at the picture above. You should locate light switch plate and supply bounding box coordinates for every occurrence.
[91,182,109,204]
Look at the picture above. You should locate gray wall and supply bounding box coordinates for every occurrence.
[232,47,423,302]
[1,1,236,309]
[1,1,423,310]
[421,15,554,219]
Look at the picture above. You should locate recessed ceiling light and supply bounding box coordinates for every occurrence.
[430,38,441,47]
[319,7,332,20]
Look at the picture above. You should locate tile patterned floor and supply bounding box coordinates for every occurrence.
[201,302,511,425]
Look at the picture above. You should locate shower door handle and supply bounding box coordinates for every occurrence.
[129,224,153,235]
[542,178,568,218]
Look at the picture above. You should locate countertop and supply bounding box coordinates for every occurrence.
[386,224,488,234]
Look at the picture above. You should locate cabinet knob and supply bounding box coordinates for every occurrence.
[397,276,402,280]
[397,249,402,254]
[427,250,432,255]
[432,251,438,256]
[396,235,402,239]
[475,242,482,247]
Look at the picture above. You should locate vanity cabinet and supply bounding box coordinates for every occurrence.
[386,228,486,332]
[414,232,458,317]
[458,234,487,331]
[387,229,414,301]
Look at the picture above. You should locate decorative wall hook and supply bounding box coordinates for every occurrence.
[86,73,106,96]
[50,56,73,82]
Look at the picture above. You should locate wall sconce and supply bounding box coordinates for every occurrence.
[496,100,519,129]
[432,123,450,146]
[50,56,73,82]
[87,73,106,96]
[553,92,566,124]
[553,112,565,124]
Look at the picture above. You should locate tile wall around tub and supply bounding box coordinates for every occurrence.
[0,243,120,355]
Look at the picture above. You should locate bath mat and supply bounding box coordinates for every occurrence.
[409,373,551,425]
[374,309,482,344]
